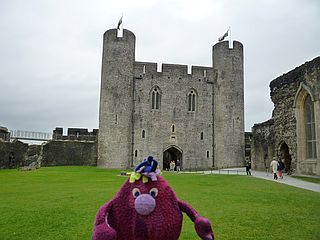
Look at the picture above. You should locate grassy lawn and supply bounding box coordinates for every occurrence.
[291,176,320,184]
[0,167,319,240]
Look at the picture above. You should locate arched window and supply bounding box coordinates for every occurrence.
[188,90,196,111]
[304,95,317,158]
[142,130,145,138]
[151,87,161,110]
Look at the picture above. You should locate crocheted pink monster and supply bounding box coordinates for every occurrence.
[92,156,214,240]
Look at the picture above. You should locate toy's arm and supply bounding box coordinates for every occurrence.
[92,201,117,240]
[178,199,214,240]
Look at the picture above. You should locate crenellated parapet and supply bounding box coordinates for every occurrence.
[134,61,212,78]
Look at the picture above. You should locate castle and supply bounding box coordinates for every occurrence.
[98,28,244,170]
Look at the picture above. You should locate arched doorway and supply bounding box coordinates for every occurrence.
[279,142,292,174]
[163,146,182,171]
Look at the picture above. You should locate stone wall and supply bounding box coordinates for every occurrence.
[252,57,320,175]
[132,63,214,170]
[0,140,97,168]
[0,141,29,168]
[270,79,299,171]
[251,119,275,171]
[0,126,10,141]
[41,141,97,166]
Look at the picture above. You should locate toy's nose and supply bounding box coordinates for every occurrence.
[135,194,155,215]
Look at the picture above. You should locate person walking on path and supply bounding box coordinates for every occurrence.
[277,158,285,179]
[270,157,279,180]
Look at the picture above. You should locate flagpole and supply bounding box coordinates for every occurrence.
[229,26,232,48]
[121,13,123,31]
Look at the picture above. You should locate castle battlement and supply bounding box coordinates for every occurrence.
[134,61,212,78]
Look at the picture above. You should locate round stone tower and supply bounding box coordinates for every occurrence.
[212,41,244,168]
[98,29,136,168]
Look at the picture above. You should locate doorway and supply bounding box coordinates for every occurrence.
[163,146,182,171]
[279,142,292,174]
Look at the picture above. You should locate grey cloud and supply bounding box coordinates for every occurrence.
[0,0,319,134]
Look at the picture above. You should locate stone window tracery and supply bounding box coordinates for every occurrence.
[304,95,317,158]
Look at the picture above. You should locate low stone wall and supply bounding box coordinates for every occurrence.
[41,140,97,166]
[0,140,97,168]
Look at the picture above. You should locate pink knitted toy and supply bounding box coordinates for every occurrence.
[92,157,214,240]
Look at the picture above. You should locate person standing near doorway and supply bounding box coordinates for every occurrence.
[176,159,181,172]
[270,157,279,180]
[245,161,251,175]
[169,161,175,171]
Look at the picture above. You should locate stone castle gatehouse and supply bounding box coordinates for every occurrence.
[98,28,244,170]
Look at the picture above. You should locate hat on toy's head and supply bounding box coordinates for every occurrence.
[147,156,154,163]
[130,156,161,183]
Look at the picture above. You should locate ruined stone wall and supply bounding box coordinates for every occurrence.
[42,140,97,166]
[0,126,10,141]
[270,80,300,171]
[0,141,29,168]
[0,140,97,168]
[251,120,275,171]
[252,57,320,175]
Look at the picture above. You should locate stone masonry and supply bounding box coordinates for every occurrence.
[252,57,320,175]
[98,28,245,170]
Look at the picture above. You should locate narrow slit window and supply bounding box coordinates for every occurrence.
[142,130,145,139]
[151,87,161,110]
[156,91,160,109]
[135,150,138,157]
[188,90,196,112]
[207,151,209,158]
[201,132,204,140]
[172,124,175,133]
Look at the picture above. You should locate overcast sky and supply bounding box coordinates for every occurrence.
[0,0,319,135]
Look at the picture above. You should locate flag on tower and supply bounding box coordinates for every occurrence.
[218,29,229,42]
[117,16,123,30]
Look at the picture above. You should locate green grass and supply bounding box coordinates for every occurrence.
[0,167,319,240]
[291,176,320,184]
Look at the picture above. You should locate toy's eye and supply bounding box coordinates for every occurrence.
[132,188,141,198]
[149,188,158,198]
